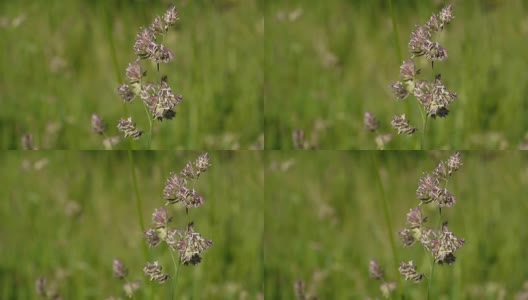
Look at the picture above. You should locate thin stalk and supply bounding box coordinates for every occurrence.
[103,3,123,94]
[104,2,152,296]
[102,0,134,151]
[102,1,130,128]
[169,248,181,299]
[417,103,427,150]
[127,151,149,259]
[142,104,153,149]
[422,115,428,150]
[388,0,403,63]
[102,1,147,250]
[416,60,436,150]
[371,154,403,298]
[142,32,168,149]
[389,0,413,129]
[427,208,442,300]
[427,257,436,300]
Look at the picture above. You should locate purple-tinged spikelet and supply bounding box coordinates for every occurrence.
[112,259,128,279]
[391,115,416,135]
[364,112,379,132]
[117,118,143,139]
[398,261,424,283]
[369,260,384,280]
[91,113,106,135]
[175,223,213,265]
[143,261,170,283]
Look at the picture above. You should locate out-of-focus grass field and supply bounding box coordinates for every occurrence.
[265,0,528,149]
[0,0,263,149]
[0,151,263,299]
[265,151,528,299]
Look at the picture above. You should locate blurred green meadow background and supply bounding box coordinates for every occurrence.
[265,0,528,149]
[0,0,263,149]
[265,151,528,299]
[0,151,263,299]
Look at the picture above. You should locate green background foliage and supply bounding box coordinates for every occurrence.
[0,151,263,299]
[265,0,528,149]
[2,0,528,298]
[265,151,528,298]
[0,0,263,149]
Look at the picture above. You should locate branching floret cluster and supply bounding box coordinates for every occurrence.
[143,153,213,284]
[397,152,464,283]
[117,6,183,140]
[390,4,457,136]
